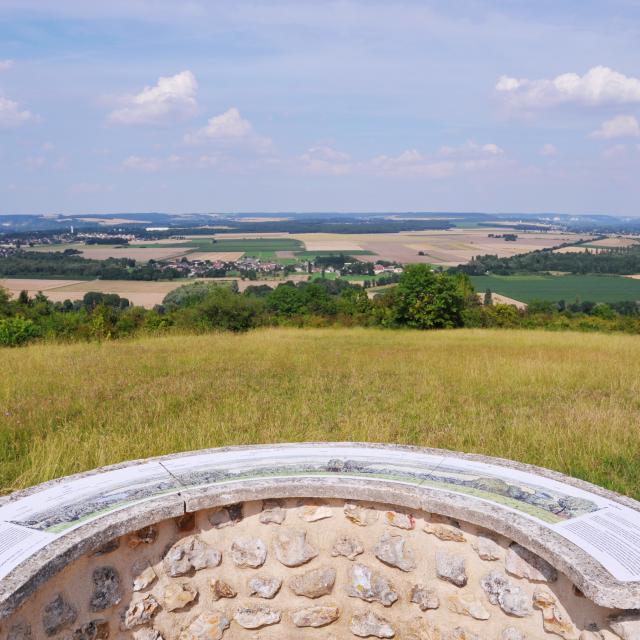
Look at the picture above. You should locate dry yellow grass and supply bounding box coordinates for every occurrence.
[1,328,639,497]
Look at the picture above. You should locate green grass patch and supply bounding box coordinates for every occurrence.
[470,274,640,303]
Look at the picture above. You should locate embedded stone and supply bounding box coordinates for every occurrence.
[210,578,236,600]
[448,627,484,640]
[350,611,395,638]
[123,594,160,629]
[405,619,443,640]
[332,534,364,560]
[409,584,440,611]
[502,627,526,640]
[7,622,31,640]
[291,605,340,627]
[71,620,109,640]
[289,566,336,598]
[347,563,398,606]
[230,536,267,568]
[471,536,502,561]
[89,566,121,611]
[128,525,158,548]
[344,502,378,526]
[133,630,163,640]
[447,593,491,620]
[533,590,578,639]
[481,571,532,618]
[208,503,243,528]
[248,575,282,599]
[260,499,286,524]
[436,552,467,587]
[179,611,230,640]
[506,543,558,582]
[609,613,640,640]
[132,564,157,591]
[273,528,318,566]
[383,509,415,529]
[164,536,221,576]
[233,606,281,629]
[164,582,198,611]
[42,594,78,636]
[374,531,416,571]
[299,503,333,522]
[423,523,466,542]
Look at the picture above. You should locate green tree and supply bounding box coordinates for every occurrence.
[392,264,465,329]
[483,288,493,306]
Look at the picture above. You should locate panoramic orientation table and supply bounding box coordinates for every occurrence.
[1,442,640,618]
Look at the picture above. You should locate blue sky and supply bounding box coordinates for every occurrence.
[1,0,640,215]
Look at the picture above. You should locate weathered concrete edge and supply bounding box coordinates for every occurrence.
[1,442,640,619]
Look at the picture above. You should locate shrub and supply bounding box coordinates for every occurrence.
[0,316,39,347]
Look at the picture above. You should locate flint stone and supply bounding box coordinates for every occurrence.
[347,563,398,606]
[533,590,578,639]
[410,584,440,611]
[42,594,78,637]
[164,582,198,611]
[299,503,333,521]
[344,502,378,526]
[447,593,491,620]
[7,622,31,640]
[209,503,243,528]
[123,594,160,629]
[179,611,230,640]
[133,630,163,640]
[210,578,236,600]
[332,534,364,560]
[350,611,395,638]
[248,575,282,599]
[471,536,502,561]
[128,526,157,548]
[506,543,558,582]
[609,613,640,640]
[260,499,286,525]
[71,620,109,640]
[374,531,416,572]
[273,528,318,566]
[90,566,121,611]
[289,566,336,598]
[502,627,526,640]
[481,571,532,618]
[424,523,466,542]
[233,606,281,629]
[384,510,415,529]
[292,605,340,627]
[132,564,157,591]
[231,536,267,567]
[436,552,467,587]
[164,536,221,576]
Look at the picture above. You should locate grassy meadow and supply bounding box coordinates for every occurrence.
[1,327,640,498]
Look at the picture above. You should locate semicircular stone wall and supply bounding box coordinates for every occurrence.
[1,444,639,640]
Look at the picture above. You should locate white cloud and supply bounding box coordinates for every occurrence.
[0,95,35,128]
[602,144,627,159]
[299,146,352,175]
[0,59,13,72]
[108,70,198,125]
[185,107,272,153]
[496,66,640,110]
[591,114,640,139]
[371,149,455,178]
[540,143,558,156]
[122,154,183,171]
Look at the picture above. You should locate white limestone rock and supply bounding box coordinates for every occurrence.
[436,551,467,587]
[347,563,398,607]
[332,534,364,560]
[481,571,531,618]
[291,605,340,627]
[447,593,491,620]
[248,575,282,599]
[374,531,416,572]
[163,536,221,576]
[350,611,395,638]
[230,536,267,568]
[273,528,318,567]
[123,595,160,630]
[163,582,198,612]
[506,543,558,582]
[233,606,281,629]
[179,611,230,640]
[259,500,286,525]
[409,584,440,611]
[289,566,337,598]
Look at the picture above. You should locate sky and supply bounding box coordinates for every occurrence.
[1,0,640,216]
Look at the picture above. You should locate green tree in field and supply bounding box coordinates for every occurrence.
[484,288,493,306]
[392,264,465,329]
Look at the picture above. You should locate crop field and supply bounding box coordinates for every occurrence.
[469,274,640,303]
[1,328,639,498]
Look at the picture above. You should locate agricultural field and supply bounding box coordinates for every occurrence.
[1,328,639,498]
[470,274,640,303]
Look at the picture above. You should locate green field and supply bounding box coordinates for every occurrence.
[294,250,375,258]
[2,328,640,499]
[133,238,304,255]
[470,274,640,303]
